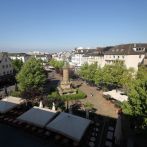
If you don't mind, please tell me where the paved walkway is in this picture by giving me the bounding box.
[79,82,118,118]
[51,72,118,118]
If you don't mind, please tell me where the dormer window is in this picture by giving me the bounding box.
[135,47,145,52]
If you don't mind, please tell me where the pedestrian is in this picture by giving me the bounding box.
[90,93,93,96]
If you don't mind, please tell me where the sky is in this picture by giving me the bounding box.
[0,0,147,53]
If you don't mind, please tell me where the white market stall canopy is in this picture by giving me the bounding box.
[17,106,57,128]
[46,112,91,142]
[103,90,128,102]
[0,96,25,113]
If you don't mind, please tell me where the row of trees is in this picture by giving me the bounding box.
[78,62,134,91]
[78,62,147,131]
[122,66,147,130]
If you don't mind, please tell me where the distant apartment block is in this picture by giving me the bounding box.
[9,53,30,63]
[71,48,89,68]
[52,51,71,62]
[70,43,147,70]
[34,54,52,62]
[104,44,146,70]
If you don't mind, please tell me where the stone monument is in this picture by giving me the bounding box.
[58,61,77,95]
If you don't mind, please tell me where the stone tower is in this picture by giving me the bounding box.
[60,61,71,89]
[58,61,76,95]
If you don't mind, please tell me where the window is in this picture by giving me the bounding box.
[7,71,9,74]
[9,64,11,67]
[113,55,115,58]
[122,56,125,59]
[2,65,5,68]
[139,55,141,58]
[118,56,119,58]
[6,65,8,68]
[3,71,5,75]
[5,58,7,62]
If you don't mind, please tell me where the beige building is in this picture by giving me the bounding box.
[104,44,147,70]
[70,44,147,71]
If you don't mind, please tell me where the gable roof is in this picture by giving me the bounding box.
[105,43,147,55]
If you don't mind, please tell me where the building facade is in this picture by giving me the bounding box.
[70,43,147,70]
[0,52,14,87]
[9,53,30,63]
[104,44,146,70]
[71,48,89,68]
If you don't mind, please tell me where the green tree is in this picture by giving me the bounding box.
[78,63,89,80]
[17,58,47,97]
[120,68,135,93]
[78,63,97,82]
[122,66,147,130]
[94,66,103,84]
[102,64,114,85]
[84,102,94,119]
[12,59,23,74]
[102,62,127,86]
[87,63,97,82]
[49,59,64,69]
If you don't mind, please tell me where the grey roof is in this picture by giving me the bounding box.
[74,49,91,54]
[83,47,110,57]
[105,43,147,55]
[8,53,30,57]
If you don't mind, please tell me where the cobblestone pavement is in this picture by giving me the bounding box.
[78,82,118,118]
[51,72,118,118]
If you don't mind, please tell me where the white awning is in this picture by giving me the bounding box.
[103,90,128,102]
[46,112,91,142]
[2,96,25,104]
[17,106,57,128]
[0,96,25,113]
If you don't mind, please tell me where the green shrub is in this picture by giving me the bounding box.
[48,90,86,101]
[48,91,59,100]
[10,91,22,97]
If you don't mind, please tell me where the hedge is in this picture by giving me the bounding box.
[48,90,86,101]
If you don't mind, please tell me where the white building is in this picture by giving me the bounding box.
[71,48,89,68]
[70,44,147,71]
[9,53,30,63]
[0,52,14,77]
[34,54,51,62]
[28,51,49,55]
[52,51,71,62]
[83,48,105,67]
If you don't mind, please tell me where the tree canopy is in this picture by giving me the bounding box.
[16,58,47,96]
[78,63,97,83]
[49,59,64,69]
[78,62,133,90]
[12,59,23,74]
[122,66,147,130]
